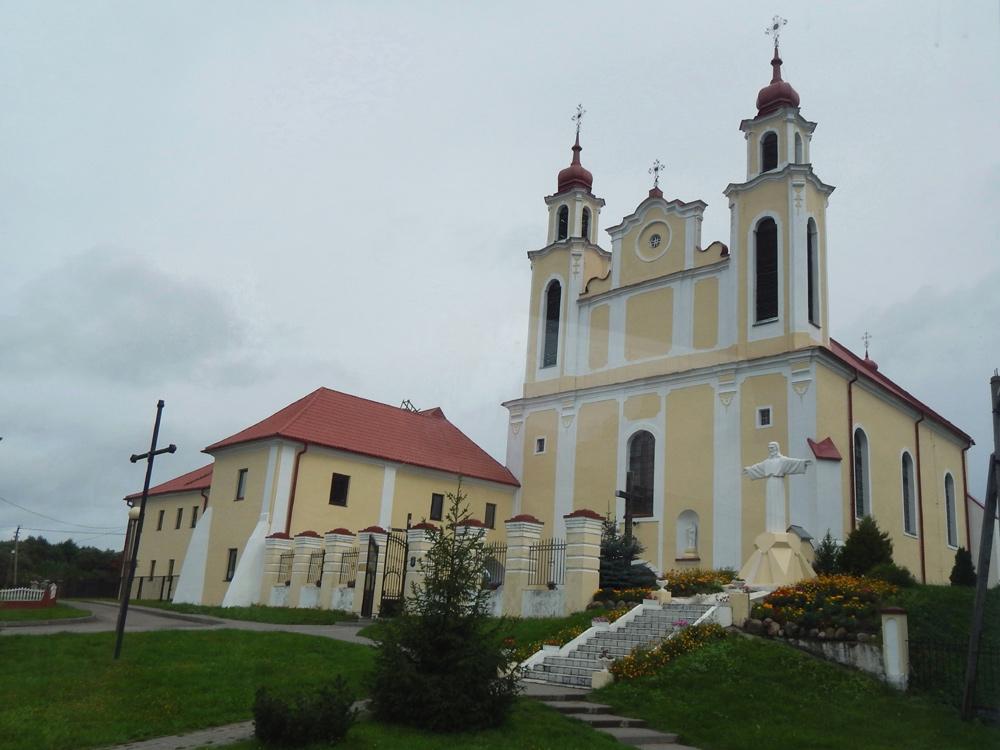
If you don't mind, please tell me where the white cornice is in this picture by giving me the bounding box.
[724,163,834,198]
[579,257,729,306]
[527,239,611,262]
[544,188,606,208]
[739,107,818,134]
[606,194,708,237]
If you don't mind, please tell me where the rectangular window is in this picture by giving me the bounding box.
[149,559,156,580]
[430,493,444,521]
[175,507,183,529]
[191,506,199,528]
[329,473,351,506]
[225,548,238,581]
[156,509,165,531]
[535,437,546,454]
[485,503,497,529]
[167,559,175,578]
[235,468,248,501]
[757,407,772,428]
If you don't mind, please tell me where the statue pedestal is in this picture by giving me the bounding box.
[738,532,815,587]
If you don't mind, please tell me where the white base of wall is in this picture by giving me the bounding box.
[269,584,289,607]
[222,516,269,607]
[298,585,320,608]
[172,507,212,605]
[487,588,503,617]
[331,587,355,612]
[522,588,565,618]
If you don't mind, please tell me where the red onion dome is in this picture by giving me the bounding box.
[557,133,593,193]
[756,47,800,117]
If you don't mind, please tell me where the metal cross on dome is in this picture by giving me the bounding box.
[765,14,788,50]
[649,159,665,189]
[863,330,873,358]
[572,103,586,135]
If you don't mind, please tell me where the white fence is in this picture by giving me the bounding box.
[0,586,46,603]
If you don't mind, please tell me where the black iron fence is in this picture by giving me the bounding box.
[909,638,1000,715]
[340,548,359,585]
[307,552,325,585]
[130,574,177,602]
[483,542,507,587]
[277,553,293,585]
[528,538,566,586]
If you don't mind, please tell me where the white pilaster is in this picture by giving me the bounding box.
[268,443,300,535]
[552,400,578,540]
[378,465,397,530]
[713,378,742,569]
[787,362,818,535]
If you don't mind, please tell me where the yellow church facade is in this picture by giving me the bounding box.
[503,48,971,584]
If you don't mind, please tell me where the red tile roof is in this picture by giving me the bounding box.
[124,463,213,501]
[825,339,973,444]
[807,437,842,461]
[203,388,519,487]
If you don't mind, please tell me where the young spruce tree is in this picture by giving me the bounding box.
[369,484,520,731]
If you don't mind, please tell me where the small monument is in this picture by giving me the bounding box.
[739,441,816,586]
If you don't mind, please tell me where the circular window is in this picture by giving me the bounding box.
[649,234,661,249]
[636,222,671,262]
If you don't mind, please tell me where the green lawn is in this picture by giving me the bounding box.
[0,603,90,622]
[208,698,622,750]
[135,600,357,625]
[359,609,597,645]
[890,584,1000,644]
[596,634,998,750]
[0,630,374,750]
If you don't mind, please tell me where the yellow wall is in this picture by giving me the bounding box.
[917,425,968,583]
[739,373,789,556]
[588,304,610,370]
[524,251,568,382]
[133,489,206,583]
[619,210,686,287]
[693,277,719,350]
[202,445,273,605]
[814,363,852,530]
[664,385,715,565]
[572,400,619,516]
[623,393,660,422]
[390,471,515,541]
[625,288,672,361]
[287,449,386,535]
[520,409,559,530]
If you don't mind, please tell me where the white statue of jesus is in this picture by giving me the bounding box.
[743,441,811,533]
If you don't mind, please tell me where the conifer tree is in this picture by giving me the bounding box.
[840,515,893,575]
[949,546,977,586]
[812,531,842,575]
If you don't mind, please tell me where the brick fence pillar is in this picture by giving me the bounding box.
[288,531,323,608]
[405,523,438,606]
[353,526,388,617]
[321,529,356,611]
[260,533,292,605]
[563,509,603,615]
[502,515,544,617]
[881,607,909,690]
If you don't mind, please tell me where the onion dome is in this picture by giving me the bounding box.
[756,46,800,117]
[557,133,593,193]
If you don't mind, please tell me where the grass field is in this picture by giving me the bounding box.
[596,634,998,750]
[0,603,90,622]
[134,600,357,625]
[0,629,373,750]
[211,699,621,750]
[890,584,1000,644]
[358,609,597,645]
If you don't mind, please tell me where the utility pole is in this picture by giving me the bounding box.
[113,400,176,660]
[11,525,20,587]
[961,372,1000,719]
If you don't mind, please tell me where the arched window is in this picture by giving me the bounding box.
[581,207,591,241]
[944,473,957,547]
[761,132,778,172]
[853,428,870,519]
[627,431,655,518]
[557,205,569,241]
[541,280,561,368]
[901,452,917,536]
[807,218,820,326]
[754,217,779,322]
[794,132,803,163]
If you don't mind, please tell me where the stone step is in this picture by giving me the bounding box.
[572,713,648,729]
[527,671,591,688]
[543,656,603,670]
[596,726,680,744]
[541,700,613,715]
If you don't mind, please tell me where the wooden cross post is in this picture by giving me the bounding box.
[961,373,1000,718]
[113,400,176,660]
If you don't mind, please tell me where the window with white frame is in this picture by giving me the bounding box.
[901,452,917,536]
[754,217,779,323]
[627,431,655,518]
[757,407,772,428]
[534,437,546,454]
[944,473,957,547]
[853,428,870,519]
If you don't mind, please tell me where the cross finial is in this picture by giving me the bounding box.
[649,159,665,189]
[862,331,872,358]
[765,14,787,51]
[572,104,586,136]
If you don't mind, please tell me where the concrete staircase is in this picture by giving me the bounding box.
[525,603,712,688]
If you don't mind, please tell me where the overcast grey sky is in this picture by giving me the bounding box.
[1,1,998,548]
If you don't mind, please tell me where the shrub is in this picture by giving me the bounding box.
[812,531,842,575]
[593,587,654,604]
[599,517,657,590]
[868,562,917,588]
[840,516,893,575]
[751,574,897,636]
[253,677,357,747]
[369,485,520,732]
[949,546,977,586]
[610,623,726,680]
[661,568,736,597]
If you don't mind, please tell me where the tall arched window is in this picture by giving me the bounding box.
[542,280,561,368]
[901,452,917,536]
[754,217,779,322]
[761,132,778,172]
[581,207,591,241]
[944,473,957,547]
[794,132,803,163]
[557,205,569,241]
[853,428,870,519]
[627,431,655,518]
[807,218,820,326]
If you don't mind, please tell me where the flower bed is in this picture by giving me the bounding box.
[750,575,897,640]
[592,587,654,606]
[610,623,726,680]
[661,568,737,597]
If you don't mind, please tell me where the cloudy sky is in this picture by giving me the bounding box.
[1,1,997,549]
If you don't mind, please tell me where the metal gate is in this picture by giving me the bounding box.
[379,529,409,617]
[360,535,380,618]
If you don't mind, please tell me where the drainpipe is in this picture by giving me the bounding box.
[847,370,859,532]
[961,446,972,549]
[284,444,309,534]
[914,414,927,584]
[200,488,209,513]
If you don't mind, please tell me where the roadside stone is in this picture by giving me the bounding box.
[616,600,627,609]
[586,601,603,611]
[784,622,799,638]
[809,628,819,638]
[834,627,847,640]
[766,620,781,637]
[824,627,837,639]
[857,632,870,643]
[744,618,764,635]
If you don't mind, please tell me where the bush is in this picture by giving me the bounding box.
[840,516,893,575]
[599,518,657,590]
[369,485,520,732]
[751,574,897,636]
[949,546,977,586]
[868,562,917,588]
[812,531,842,575]
[253,677,357,747]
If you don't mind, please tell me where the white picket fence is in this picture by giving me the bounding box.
[0,586,46,603]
